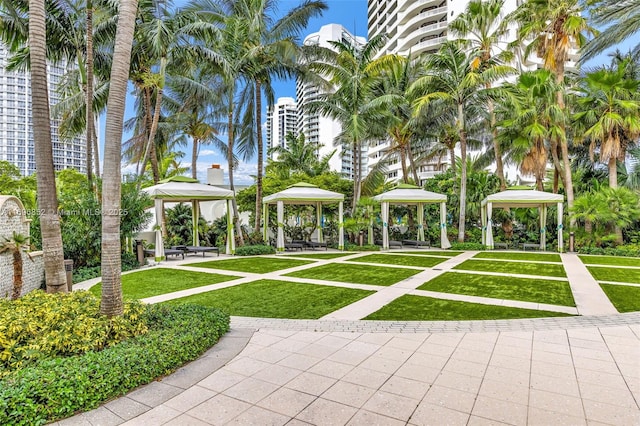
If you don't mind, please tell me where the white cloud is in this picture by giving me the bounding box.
[199,149,218,157]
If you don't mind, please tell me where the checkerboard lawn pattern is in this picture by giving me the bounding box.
[163,279,374,319]
[283,252,355,260]
[364,295,573,321]
[401,251,464,257]
[188,257,314,273]
[579,255,640,267]
[349,253,449,268]
[454,259,566,278]
[285,263,420,286]
[419,272,575,306]
[599,284,640,312]
[90,268,241,299]
[587,266,640,284]
[473,252,561,262]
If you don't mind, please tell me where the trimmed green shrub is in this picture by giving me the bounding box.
[577,245,640,257]
[344,243,380,252]
[0,304,229,425]
[234,244,276,256]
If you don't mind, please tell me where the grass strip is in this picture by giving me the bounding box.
[187,257,313,273]
[283,252,355,260]
[454,259,566,278]
[473,252,561,262]
[579,255,640,267]
[285,263,419,286]
[401,251,464,257]
[163,279,374,318]
[364,295,572,321]
[419,272,574,306]
[599,284,640,312]
[90,268,240,299]
[587,266,640,284]
[350,254,447,268]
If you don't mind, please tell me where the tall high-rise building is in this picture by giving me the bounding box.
[0,44,86,176]
[296,24,368,179]
[266,97,298,160]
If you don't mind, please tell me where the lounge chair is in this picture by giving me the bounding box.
[285,240,304,251]
[401,239,431,248]
[375,239,403,249]
[143,248,185,259]
[185,246,219,257]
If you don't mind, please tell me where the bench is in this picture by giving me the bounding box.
[522,243,540,251]
[185,246,219,257]
[402,240,431,248]
[143,248,185,259]
[494,242,509,250]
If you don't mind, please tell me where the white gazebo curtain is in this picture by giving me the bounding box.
[373,186,451,250]
[481,190,564,252]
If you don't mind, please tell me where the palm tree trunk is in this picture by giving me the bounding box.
[228,104,245,246]
[352,140,360,211]
[101,0,138,317]
[400,146,409,184]
[86,1,94,187]
[555,69,575,227]
[254,80,263,234]
[608,156,618,188]
[92,121,101,178]
[457,103,468,243]
[11,250,23,300]
[192,137,199,179]
[405,141,420,184]
[29,0,67,293]
[550,139,565,192]
[449,147,456,176]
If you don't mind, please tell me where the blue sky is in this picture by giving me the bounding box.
[116,0,635,185]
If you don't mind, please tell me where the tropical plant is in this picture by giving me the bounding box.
[267,132,334,178]
[0,232,31,300]
[581,0,640,61]
[100,0,138,317]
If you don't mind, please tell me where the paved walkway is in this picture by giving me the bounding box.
[58,251,640,425]
[560,254,618,316]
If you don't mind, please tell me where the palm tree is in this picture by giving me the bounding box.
[410,41,511,242]
[305,33,388,210]
[100,0,138,317]
[581,0,640,61]
[267,132,334,177]
[450,0,514,190]
[573,60,640,188]
[507,0,596,219]
[28,0,68,292]
[0,232,31,300]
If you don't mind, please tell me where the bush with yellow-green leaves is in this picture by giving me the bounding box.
[0,291,229,424]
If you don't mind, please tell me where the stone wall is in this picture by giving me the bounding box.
[0,195,45,299]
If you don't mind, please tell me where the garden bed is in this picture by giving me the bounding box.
[454,259,567,278]
[285,263,420,286]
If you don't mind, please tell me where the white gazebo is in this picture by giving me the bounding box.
[373,184,451,250]
[262,182,345,252]
[481,189,564,251]
[143,176,236,260]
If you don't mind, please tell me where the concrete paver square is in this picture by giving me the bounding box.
[326,348,371,366]
[582,399,640,425]
[225,405,289,426]
[290,331,329,343]
[405,352,449,370]
[321,381,377,408]
[356,333,394,345]
[483,365,529,388]
[451,347,492,364]
[126,382,182,407]
[223,377,280,404]
[466,415,510,425]
[61,407,122,426]
[163,413,211,426]
[571,356,621,375]
[247,347,291,364]
[568,337,609,351]
[471,395,528,425]
[256,387,315,418]
[575,368,629,390]
[341,366,392,389]
[285,371,337,396]
[380,375,432,400]
[578,381,639,408]
[361,390,419,422]
[425,334,463,347]
[530,360,576,380]
[120,405,181,425]
[359,354,404,374]
[346,409,405,426]
[342,340,381,356]
[295,398,358,425]
[103,397,150,421]
[385,336,423,351]
[187,394,251,425]
[570,346,615,362]
[198,369,247,393]
[529,373,580,397]
[163,386,217,412]
[394,363,441,384]
[527,407,586,426]
[250,333,285,347]
[532,340,571,355]
[528,389,585,418]
[478,379,529,405]
[315,335,353,349]
[409,402,470,426]
[423,385,476,413]
[295,342,340,359]
[489,354,531,372]
[252,364,302,386]
[225,357,271,376]
[372,345,414,363]
[491,344,532,361]
[443,358,488,378]
[416,341,457,357]
[433,370,483,394]
[531,349,574,366]
[307,359,354,379]
[277,353,323,370]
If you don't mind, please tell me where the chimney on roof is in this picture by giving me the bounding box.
[207,164,224,186]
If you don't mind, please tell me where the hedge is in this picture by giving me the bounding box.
[0,304,229,425]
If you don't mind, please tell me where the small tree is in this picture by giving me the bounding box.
[0,232,32,300]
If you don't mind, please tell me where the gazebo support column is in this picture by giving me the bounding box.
[417,203,425,242]
[263,206,268,243]
[381,201,389,250]
[440,202,451,249]
[540,205,547,251]
[368,205,374,245]
[557,202,563,252]
[192,200,200,247]
[338,201,344,250]
[154,198,165,261]
[481,205,486,246]
[226,199,235,254]
[316,202,323,243]
[486,202,494,249]
[277,200,285,252]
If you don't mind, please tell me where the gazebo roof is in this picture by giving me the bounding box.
[373,185,447,204]
[263,182,344,205]
[143,179,234,201]
[481,189,564,208]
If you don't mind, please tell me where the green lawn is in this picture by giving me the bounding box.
[285,263,420,286]
[454,259,567,278]
[600,284,640,312]
[587,266,640,284]
[89,268,240,299]
[364,295,573,321]
[401,251,464,257]
[419,272,575,306]
[350,254,448,268]
[283,252,355,260]
[579,255,640,267]
[188,257,313,273]
[473,252,561,263]
[163,279,374,319]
